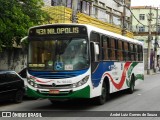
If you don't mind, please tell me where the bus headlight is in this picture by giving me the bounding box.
[27,78,38,88]
[72,75,89,88]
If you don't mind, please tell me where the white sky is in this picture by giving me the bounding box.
[131,0,160,7]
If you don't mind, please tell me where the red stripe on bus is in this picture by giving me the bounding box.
[36,79,52,83]
[103,62,131,90]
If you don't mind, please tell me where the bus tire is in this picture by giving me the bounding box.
[127,75,135,94]
[94,81,108,105]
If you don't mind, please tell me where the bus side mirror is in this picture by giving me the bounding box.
[20,36,28,51]
[90,42,99,62]
[95,44,99,55]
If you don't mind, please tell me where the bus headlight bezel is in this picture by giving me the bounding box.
[27,77,38,88]
[72,75,89,88]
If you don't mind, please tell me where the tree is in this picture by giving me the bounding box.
[0,0,49,51]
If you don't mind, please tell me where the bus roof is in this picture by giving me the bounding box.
[29,23,143,46]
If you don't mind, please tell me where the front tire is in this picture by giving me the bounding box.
[94,81,109,105]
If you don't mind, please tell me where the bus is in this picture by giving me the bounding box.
[26,24,144,105]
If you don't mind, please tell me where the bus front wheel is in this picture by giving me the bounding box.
[94,81,108,105]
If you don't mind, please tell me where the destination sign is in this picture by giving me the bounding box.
[29,25,87,36]
[36,27,79,35]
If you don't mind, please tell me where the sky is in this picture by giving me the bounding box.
[131,0,160,7]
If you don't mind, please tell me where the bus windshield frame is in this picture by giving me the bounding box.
[28,25,89,72]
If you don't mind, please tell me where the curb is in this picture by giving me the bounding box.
[144,70,160,75]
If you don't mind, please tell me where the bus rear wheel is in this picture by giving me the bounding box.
[94,81,108,105]
[127,75,135,94]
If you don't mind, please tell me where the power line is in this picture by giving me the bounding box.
[113,0,147,27]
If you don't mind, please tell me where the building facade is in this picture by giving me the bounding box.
[0,0,133,72]
[43,0,132,36]
[131,6,160,70]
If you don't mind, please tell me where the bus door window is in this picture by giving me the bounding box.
[90,32,100,62]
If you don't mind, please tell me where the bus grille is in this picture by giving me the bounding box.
[38,84,72,89]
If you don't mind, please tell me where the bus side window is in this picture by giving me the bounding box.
[128,43,131,61]
[130,43,134,61]
[138,45,143,61]
[118,40,123,61]
[123,42,128,61]
[115,39,118,60]
[110,38,116,60]
[101,36,109,60]
[134,44,138,61]
[140,46,143,61]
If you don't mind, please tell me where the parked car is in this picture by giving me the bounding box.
[0,70,25,103]
[18,68,37,99]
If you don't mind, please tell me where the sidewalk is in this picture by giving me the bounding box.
[144,69,160,75]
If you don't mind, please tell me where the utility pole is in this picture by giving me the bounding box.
[147,6,153,75]
[154,7,159,73]
[72,0,78,23]
[122,0,126,36]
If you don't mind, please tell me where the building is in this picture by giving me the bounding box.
[131,6,160,70]
[0,0,134,72]
[42,0,133,38]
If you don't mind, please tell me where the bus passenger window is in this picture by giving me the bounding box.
[130,44,135,61]
[134,45,138,61]
[118,40,123,61]
[140,46,143,61]
[102,36,109,60]
[110,38,115,60]
[128,43,131,61]
[138,45,143,61]
[115,39,118,60]
[123,42,128,61]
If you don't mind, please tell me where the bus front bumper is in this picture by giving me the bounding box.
[26,85,90,99]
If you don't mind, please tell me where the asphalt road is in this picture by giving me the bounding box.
[0,74,160,120]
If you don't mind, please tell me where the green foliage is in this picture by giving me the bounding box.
[0,0,49,51]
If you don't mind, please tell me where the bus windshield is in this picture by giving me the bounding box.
[28,37,89,71]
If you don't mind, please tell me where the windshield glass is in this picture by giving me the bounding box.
[28,38,89,71]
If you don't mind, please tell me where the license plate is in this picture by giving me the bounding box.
[49,90,60,94]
